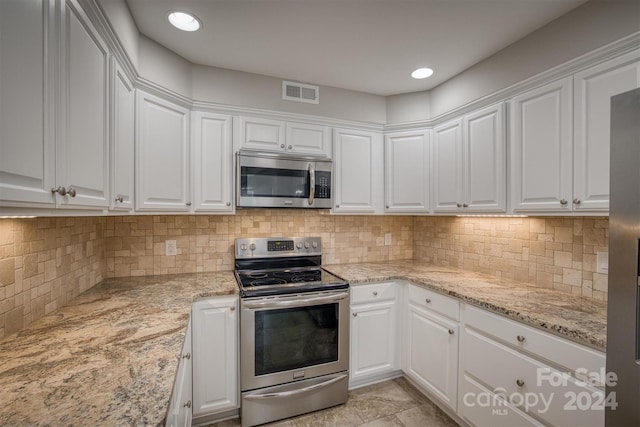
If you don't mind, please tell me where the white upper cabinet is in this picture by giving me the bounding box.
[58,0,110,208]
[286,122,331,157]
[191,112,234,212]
[239,116,331,157]
[384,130,431,213]
[573,51,640,211]
[433,103,505,213]
[433,119,464,212]
[463,103,506,212]
[510,78,573,212]
[333,128,383,214]
[0,0,56,206]
[110,60,134,211]
[136,91,191,211]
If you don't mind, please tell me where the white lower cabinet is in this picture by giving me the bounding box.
[166,320,193,427]
[349,282,399,387]
[192,296,239,421]
[404,285,459,412]
[459,304,606,427]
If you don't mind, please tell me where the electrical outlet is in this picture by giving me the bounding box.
[384,233,392,246]
[165,240,177,256]
[597,251,608,274]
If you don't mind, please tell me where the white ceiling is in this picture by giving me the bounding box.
[125,0,586,96]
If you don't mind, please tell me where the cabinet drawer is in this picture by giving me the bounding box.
[462,327,604,427]
[351,282,396,304]
[407,284,459,321]
[464,305,605,376]
[458,373,543,427]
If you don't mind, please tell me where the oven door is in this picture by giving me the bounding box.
[237,152,332,209]
[240,290,349,391]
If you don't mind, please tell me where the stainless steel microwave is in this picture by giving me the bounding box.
[236,150,332,209]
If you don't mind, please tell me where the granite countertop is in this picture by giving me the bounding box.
[325,260,607,351]
[0,272,237,427]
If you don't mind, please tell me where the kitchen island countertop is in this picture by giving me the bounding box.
[0,272,237,427]
[325,260,607,351]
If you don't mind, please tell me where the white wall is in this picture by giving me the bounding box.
[96,0,139,69]
[387,0,640,123]
[191,65,387,124]
[385,91,431,124]
[138,35,192,98]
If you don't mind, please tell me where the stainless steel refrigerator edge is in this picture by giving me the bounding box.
[606,87,640,426]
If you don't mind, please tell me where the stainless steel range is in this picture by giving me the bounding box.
[235,237,349,427]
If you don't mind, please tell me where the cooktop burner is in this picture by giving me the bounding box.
[234,237,349,297]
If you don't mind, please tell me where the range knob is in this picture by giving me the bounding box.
[296,242,303,249]
[240,243,247,251]
[249,243,256,251]
[312,241,318,249]
[304,241,310,249]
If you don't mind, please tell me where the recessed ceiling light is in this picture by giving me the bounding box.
[411,67,434,79]
[168,11,201,32]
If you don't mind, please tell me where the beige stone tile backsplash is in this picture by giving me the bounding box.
[0,217,105,339]
[104,210,414,277]
[413,216,609,301]
[0,212,608,339]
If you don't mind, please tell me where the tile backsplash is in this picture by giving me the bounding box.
[414,216,609,301]
[0,212,608,339]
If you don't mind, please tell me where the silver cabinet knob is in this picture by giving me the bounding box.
[51,186,67,196]
[67,187,77,198]
[462,203,468,208]
[516,335,526,343]
[573,198,581,205]
[560,199,568,205]
[373,291,378,296]
[448,329,454,335]
[183,400,192,408]
[516,379,525,387]
[335,204,340,208]
[352,312,357,317]
[456,203,462,208]
[386,205,389,209]
[226,202,231,207]
[115,195,124,203]
[186,202,192,206]
[230,306,235,311]
[287,145,292,150]
[280,144,285,149]
[182,352,191,360]
[425,298,431,304]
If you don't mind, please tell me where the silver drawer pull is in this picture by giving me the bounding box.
[448,329,454,335]
[516,335,526,343]
[182,352,191,360]
[183,400,192,408]
[373,291,378,296]
[516,379,525,387]
[425,298,431,304]
[230,306,235,311]
[352,312,357,317]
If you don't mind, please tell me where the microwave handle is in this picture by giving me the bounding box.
[308,163,315,205]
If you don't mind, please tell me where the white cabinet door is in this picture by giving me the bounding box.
[166,320,193,427]
[58,0,109,208]
[573,51,640,211]
[433,119,463,212]
[192,296,239,418]
[110,60,134,211]
[136,91,190,211]
[239,116,286,152]
[406,302,459,411]
[0,0,56,206]
[333,128,383,213]
[286,122,331,157]
[464,103,506,212]
[192,112,234,212]
[510,78,573,212]
[384,130,430,213]
[350,301,397,385]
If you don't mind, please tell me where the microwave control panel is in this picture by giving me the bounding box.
[315,171,331,199]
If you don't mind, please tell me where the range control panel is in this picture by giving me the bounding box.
[235,236,322,259]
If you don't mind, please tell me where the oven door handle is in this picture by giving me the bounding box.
[243,373,347,401]
[242,292,347,309]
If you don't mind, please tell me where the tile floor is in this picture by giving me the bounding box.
[208,377,460,427]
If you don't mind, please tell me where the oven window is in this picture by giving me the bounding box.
[241,167,309,198]
[254,303,338,376]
